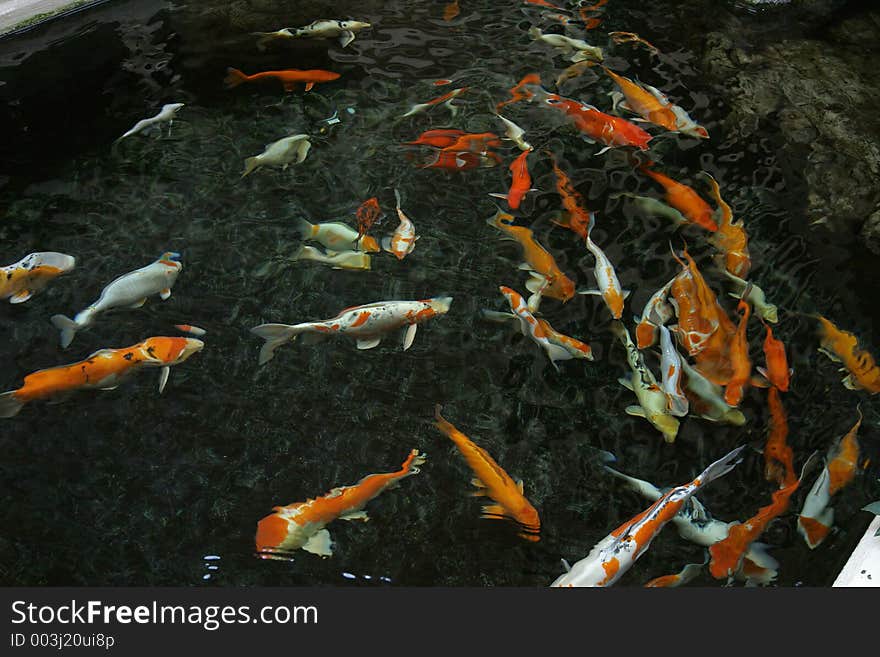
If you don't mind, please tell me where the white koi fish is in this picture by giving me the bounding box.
[658,325,689,417]
[480,307,593,361]
[551,445,746,587]
[295,218,380,253]
[381,190,418,260]
[611,192,689,229]
[496,114,532,151]
[292,245,371,271]
[611,320,680,443]
[242,134,311,177]
[579,213,629,320]
[1,252,75,304]
[401,87,469,118]
[722,270,778,323]
[498,286,575,370]
[678,357,746,425]
[253,20,372,51]
[116,103,184,142]
[50,252,183,349]
[528,27,603,63]
[251,297,453,364]
[633,276,676,349]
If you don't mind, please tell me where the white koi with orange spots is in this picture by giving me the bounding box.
[658,324,689,417]
[251,297,453,364]
[498,286,574,370]
[381,190,418,260]
[551,446,745,587]
[480,307,593,361]
[634,276,676,349]
[579,213,629,319]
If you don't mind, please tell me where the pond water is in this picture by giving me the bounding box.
[0,0,877,586]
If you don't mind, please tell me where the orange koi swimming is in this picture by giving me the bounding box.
[528,86,652,152]
[723,297,752,407]
[404,129,467,149]
[608,31,660,56]
[758,321,791,392]
[552,446,745,586]
[764,386,796,487]
[224,67,340,92]
[797,411,863,549]
[640,166,718,232]
[580,213,629,320]
[816,315,880,394]
[547,154,592,240]
[703,173,750,277]
[0,337,204,418]
[496,72,543,113]
[255,449,426,559]
[490,149,535,210]
[434,405,540,541]
[443,0,460,21]
[356,197,382,241]
[1,252,75,304]
[486,210,576,309]
[401,87,469,118]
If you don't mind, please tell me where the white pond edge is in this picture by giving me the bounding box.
[833,515,880,587]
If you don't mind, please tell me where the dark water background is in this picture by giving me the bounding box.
[0,0,877,586]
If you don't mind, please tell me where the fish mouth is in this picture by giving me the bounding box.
[429,297,453,314]
[168,338,205,364]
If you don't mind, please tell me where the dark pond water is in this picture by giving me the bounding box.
[0,0,877,586]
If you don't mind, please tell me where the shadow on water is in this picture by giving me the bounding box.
[0,0,878,586]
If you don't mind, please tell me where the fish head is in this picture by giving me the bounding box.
[142,337,205,365]
[255,513,294,555]
[343,21,372,31]
[426,296,453,315]
[762,304,779,323]
[680,124,709,140]
[158,252,183,270]
[163,103,185,114]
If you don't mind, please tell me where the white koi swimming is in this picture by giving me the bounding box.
[401,87,469,118]
[678,357,746,425]
[579,214,629,320]
[633,275,676,349]
[481,307,593,361]
[292,245,371,271]
[496,114,532,151]
[50,252,183,349]
[658,325,689,417]
[116,103,184,142]
[528,27,603,63]
[723,270,778,323]
[551,445,746,587]
[498,286,575,370]
[295,218,380,253]
[1,252,75,304]
[251,297,453,364]
[253,20,372,51]
[381,190,418,260]
[611,320,680,443]
[242,134,311,177]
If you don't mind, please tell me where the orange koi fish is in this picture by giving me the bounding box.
[0,337,204,418]
[434,405,540,541]
[524,0,564,8]
[441,132,502,153]
[255,449,426,559]
[552,446,745,586]
[404,129,467,149]
[758,321,791,392]
[490,149,535,210]
[547,154,592,240]
[640,166,718,232]
[764,387,796,487]
[528,86,652,152]
[443,0,460,21]
[703,173,750,277]
[224,67,340,92]
[486,210,576,308]
[356,197,382,240]
[644,561,705,588]
[798,411,863,549]
[816,315,880,394]
[723,297,752,407]
[608,31,660,56]
[402,87,469,118]
[1,252,75,304]
[496,73,543,113]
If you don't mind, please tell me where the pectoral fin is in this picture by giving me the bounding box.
[625,405,647,418]
[481,504,511,520]
[339,510,370,522]
[618,377,635,391]
[577,289,602,296]
[338,30,355,48]
[356,338,382,350]
[9,290,33,304]
[130,298,148,308]
[304,82,315,92]
[159,288,172,301]
[158,366,170,393]
[302,529,333,557]
[402,323,418,351]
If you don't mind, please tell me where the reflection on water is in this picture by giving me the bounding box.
[0,0,877,587]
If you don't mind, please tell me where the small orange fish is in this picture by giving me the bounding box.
[404,129,468,148]
[224,67,340,92]
[434,405,540,541]
[609,31,660,56]
[640,167,718,232]
[255,449,426,559]
[443,0,460,21]
[547,153,592,240]
[816,315,880,394]
[356,197,382,240]
[758,321,790,392]
[603,67,677,132]
[764,386,796,487]
[496,73,542,113]
[0,337,204,418]
[703,173,750,277]
[723,298,752,407]
[490,149,535,210]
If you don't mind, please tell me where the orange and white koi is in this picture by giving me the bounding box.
[658,324,689,417]
[381,190,418,260]
[611,320,680,443]
[255,449,426,559]
[797,411,863,549]
[174,324,207,337]
[552,445,745,586]
[579,213,629,319]
[0,337,204,418]
[490,149,536,210]
[481,305,593,361]
[401,87,469,118]
[434,405,541,541]
[723,271,778,323]
[758,321,791,392]
[604,68,708,139]
[50,252,183,349]
[679,357,746,425]
[547,154,592,240]
[295,218,380,253]
[528,27,603,63]
[497,286,576,369]
[486,210,576,309]
[495,114,532,151]
[224,67,340,92]
[644,560,706,588]
[815,315,880,394]
[634,276,676,349]
[1,252,75,304]
[702,173,749,277]
[640,166,718,232]
[528,86,652,152]
[723,297,752,407]
[251,297,453,364]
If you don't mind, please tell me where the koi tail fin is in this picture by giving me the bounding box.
[695,445,746,488]
[224,67,248,89]
[241,157,260,178]
[251,324,301,365]
[50,314,79,349]
[0,392,24,418]
[399,449,428,477]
